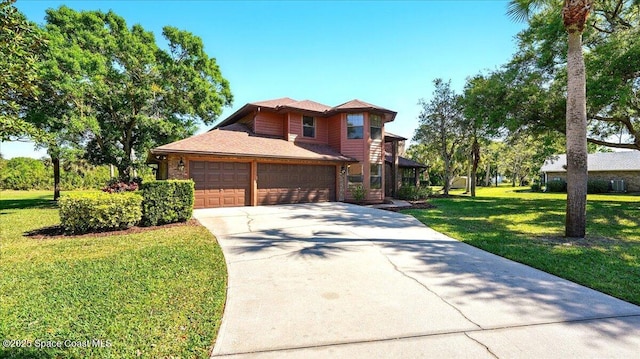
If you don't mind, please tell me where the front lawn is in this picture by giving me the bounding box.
[404,186,640,305]
[0,191,227,358]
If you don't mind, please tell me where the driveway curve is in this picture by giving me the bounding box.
[194,202,640,358]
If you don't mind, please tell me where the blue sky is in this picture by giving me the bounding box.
[2,0,526,159]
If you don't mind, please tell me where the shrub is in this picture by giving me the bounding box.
[349,185,367,203]
[140,180,194,226]
[60,166,112,190]
[0,157,51,190]
[59,192,143,234]
[102,177,141,193]
[530,181,542,192]
[587,179,610,194]
[545,179,567,193]
[397,185,432,200]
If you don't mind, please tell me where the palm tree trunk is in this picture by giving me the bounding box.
[564,1,590,238]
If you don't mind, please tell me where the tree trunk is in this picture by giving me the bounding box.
[53,156,60,200]
[443,156,451,195]
[485,162,491,187]
[563,0,591,238]
[465,151,472,194]
[564,30,588,238]
[117,163,131,182]
[471,139,480,197]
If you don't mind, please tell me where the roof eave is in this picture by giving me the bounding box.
[150,148,357,163]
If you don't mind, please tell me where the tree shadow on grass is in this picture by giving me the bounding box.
[0,196,57,211]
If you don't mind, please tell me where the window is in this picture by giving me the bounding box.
[303,115,315,138]
[347,163,363,184]
[370,114,382,140]
[347,113,364,139]
[370,164,382,189]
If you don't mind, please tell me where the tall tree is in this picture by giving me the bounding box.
[462,74,509,196]
[39,7,233,181]
[414,79,468,195]
[507,0,639,151]
[509,0,593,238]
[0,0,47,142]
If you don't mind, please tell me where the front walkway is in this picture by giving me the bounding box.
[194,203,640,358]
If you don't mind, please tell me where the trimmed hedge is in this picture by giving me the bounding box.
[546,179,567,193]
[397,185,432,200]
[587,179,610,194]
[140,180,194,226]
[59,192,143,234]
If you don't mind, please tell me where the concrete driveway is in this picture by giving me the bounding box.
[194,202,640,358]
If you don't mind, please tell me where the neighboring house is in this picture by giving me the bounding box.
[149,97,425,208]
[541,151,640,192]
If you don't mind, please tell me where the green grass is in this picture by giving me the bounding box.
[404,186,640,305]
[0,190,227,358]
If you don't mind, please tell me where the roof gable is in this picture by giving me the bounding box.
[250,97,297,108]
[333,99,391,112]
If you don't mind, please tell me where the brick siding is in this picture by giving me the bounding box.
[546,171,640,192]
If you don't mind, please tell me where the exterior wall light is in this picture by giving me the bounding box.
[177,158,185,172]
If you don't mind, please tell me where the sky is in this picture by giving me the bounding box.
[2,0,526,159]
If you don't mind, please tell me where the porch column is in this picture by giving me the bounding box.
[414,168,420,187]
[392,140,399,197]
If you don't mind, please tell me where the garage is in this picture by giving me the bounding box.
[190,161,250,208]
[257,163,336,205]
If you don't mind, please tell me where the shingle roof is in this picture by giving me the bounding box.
[384,154,428,168]
[332,99,394,113]
[384,132,407,142]
[282,100,332,113]
[250,97,297,108]
[215,97,397,129]
[541,151,640,172]
[153,124,355,162]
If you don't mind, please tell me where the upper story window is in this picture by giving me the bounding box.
[347,113,364,139]
[370,114,382,140]
[303,115,315,138]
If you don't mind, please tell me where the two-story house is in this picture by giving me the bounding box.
[150,97,399,208]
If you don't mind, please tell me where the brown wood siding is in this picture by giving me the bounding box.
[293,115,329,145]
[257,163,336,205]
[327,114,342,151]
[190,161,250,208]
[238,113,255,132]
[288,113,302,142]
[254,111,284,137]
